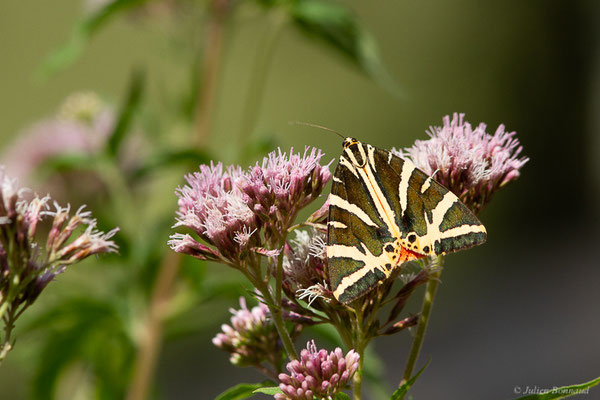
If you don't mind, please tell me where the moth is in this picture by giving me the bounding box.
[327,137,486,304]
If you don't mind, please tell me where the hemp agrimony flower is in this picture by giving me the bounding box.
[0,169,118,361]
[169,147,331,265]
[394,112,529,213]
[239,147,331,241]
[212,297,285,373]
[170,162,255,263]
[275,340,359,400]
[171,147,332,374]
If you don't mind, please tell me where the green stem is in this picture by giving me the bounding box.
[237,9,287,156]
[253,275,298,360]
[0,302,8,324]
[352,305,365,400]
[275,239,284,307]
[0,305,18,364]
[400,255,445,388]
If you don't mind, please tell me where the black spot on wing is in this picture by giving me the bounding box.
[328,159,391,301]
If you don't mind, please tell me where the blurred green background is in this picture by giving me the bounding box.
[1,0,599,399]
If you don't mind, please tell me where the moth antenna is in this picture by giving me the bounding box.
[290,121,346,139]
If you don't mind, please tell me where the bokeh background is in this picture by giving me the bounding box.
[1,0,599,399]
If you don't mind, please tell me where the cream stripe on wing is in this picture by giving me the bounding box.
[367,145,377,172]
[339,156,359,178]
[398,160,415,217]
[356,159,402,238]
[420,176,433,194]
[439,224,486,239]
[418,191,461,252]
[328,221,348,229]
[328,243,390,298]
[329,194,378,227]
[431,192,458,230]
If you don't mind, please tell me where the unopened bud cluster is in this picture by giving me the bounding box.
[0,170,118,307]
[275,340,359,400]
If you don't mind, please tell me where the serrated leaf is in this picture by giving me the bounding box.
[39,0,150,78]
[253,386,283,395]
[215,382,275,400]
[390,359,430,400]
[107,69,145,157]
[291,0,402,97]
[512,376,600,400]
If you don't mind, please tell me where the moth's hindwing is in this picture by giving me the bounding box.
[327,138,486,304]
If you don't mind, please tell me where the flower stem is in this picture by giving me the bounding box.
[194,0,230,147]
[0,305,17,365]
[353,345,365,400]
[352,305,365,400]
[400,255,445,388]
[275,239,284,307]
[127,1,230,396]
[252,273,298,361]
[126,251,182,400]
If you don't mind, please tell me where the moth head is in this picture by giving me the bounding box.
[343,137,359,148]
[342,138,367,167]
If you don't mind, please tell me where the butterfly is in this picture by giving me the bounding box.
[326,137,486,304]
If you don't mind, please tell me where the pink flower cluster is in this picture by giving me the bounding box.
[171,162,254,262]
[275,340,359,400]
[395,113,528,213]
[212,297,282,368]
[240,147,331,241]
[169,147,331,265]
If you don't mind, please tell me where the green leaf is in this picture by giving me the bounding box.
[38,153,99,177]
[513,376,600,400]
[291,0,402,97]
[253,386,283,395]
[390,359,430,400]
[335,392,352,400]
[29,298,133,400]
[38,0,150,78]
[107,69,145,157]
[215,382,275,400]
[131,148,211,180]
